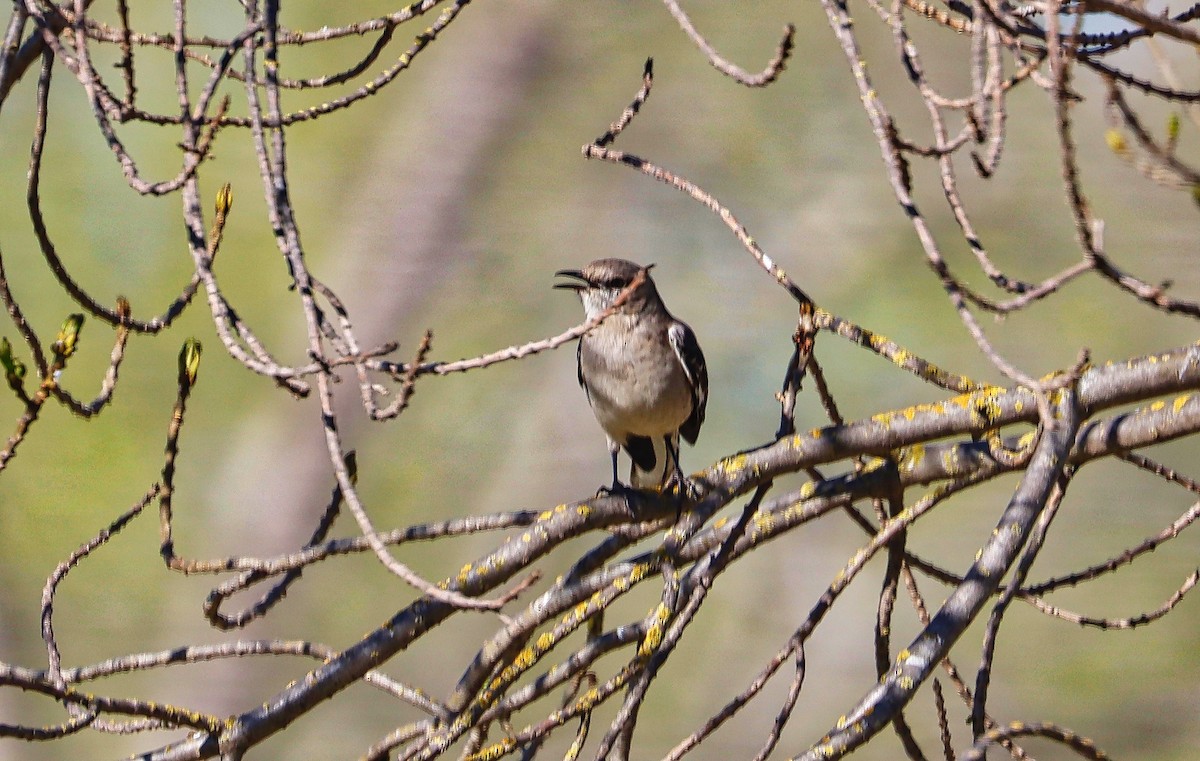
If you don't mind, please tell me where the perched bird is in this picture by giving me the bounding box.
[555,258,708,492]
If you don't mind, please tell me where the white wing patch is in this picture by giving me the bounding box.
[668,324,693,385]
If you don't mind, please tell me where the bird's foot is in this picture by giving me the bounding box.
[664,472,703,504]
[596,481,637,498]
[658,475,703,536]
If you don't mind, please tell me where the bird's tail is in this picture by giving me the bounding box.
[630,432,679,490]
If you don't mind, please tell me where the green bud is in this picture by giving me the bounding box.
[1167,112,1180,144]
[215,183,233,217]
[0,337,13,374]
[0,338,26,383]
[53,314,85,359]
[179,339,203,387]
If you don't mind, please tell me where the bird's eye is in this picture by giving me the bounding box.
[608,277,629,289]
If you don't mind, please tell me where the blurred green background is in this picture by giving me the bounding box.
[0,2,1198,759]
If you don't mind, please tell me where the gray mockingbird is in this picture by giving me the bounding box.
[555,258,708,492]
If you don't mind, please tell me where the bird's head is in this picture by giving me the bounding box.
[555,258,657,318]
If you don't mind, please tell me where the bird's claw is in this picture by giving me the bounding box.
[596,481,637,498]
[665,473,702,503]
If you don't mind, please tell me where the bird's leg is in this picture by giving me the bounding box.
[663,435,699,502]
[663,435,684,485]
[663,435,687,523]
[597,440,632,497]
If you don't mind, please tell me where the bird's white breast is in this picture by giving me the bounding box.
[579,315,693,442]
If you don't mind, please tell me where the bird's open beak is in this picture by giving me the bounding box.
[554,269,587,291]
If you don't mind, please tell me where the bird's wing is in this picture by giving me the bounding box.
[669,320,708,445]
